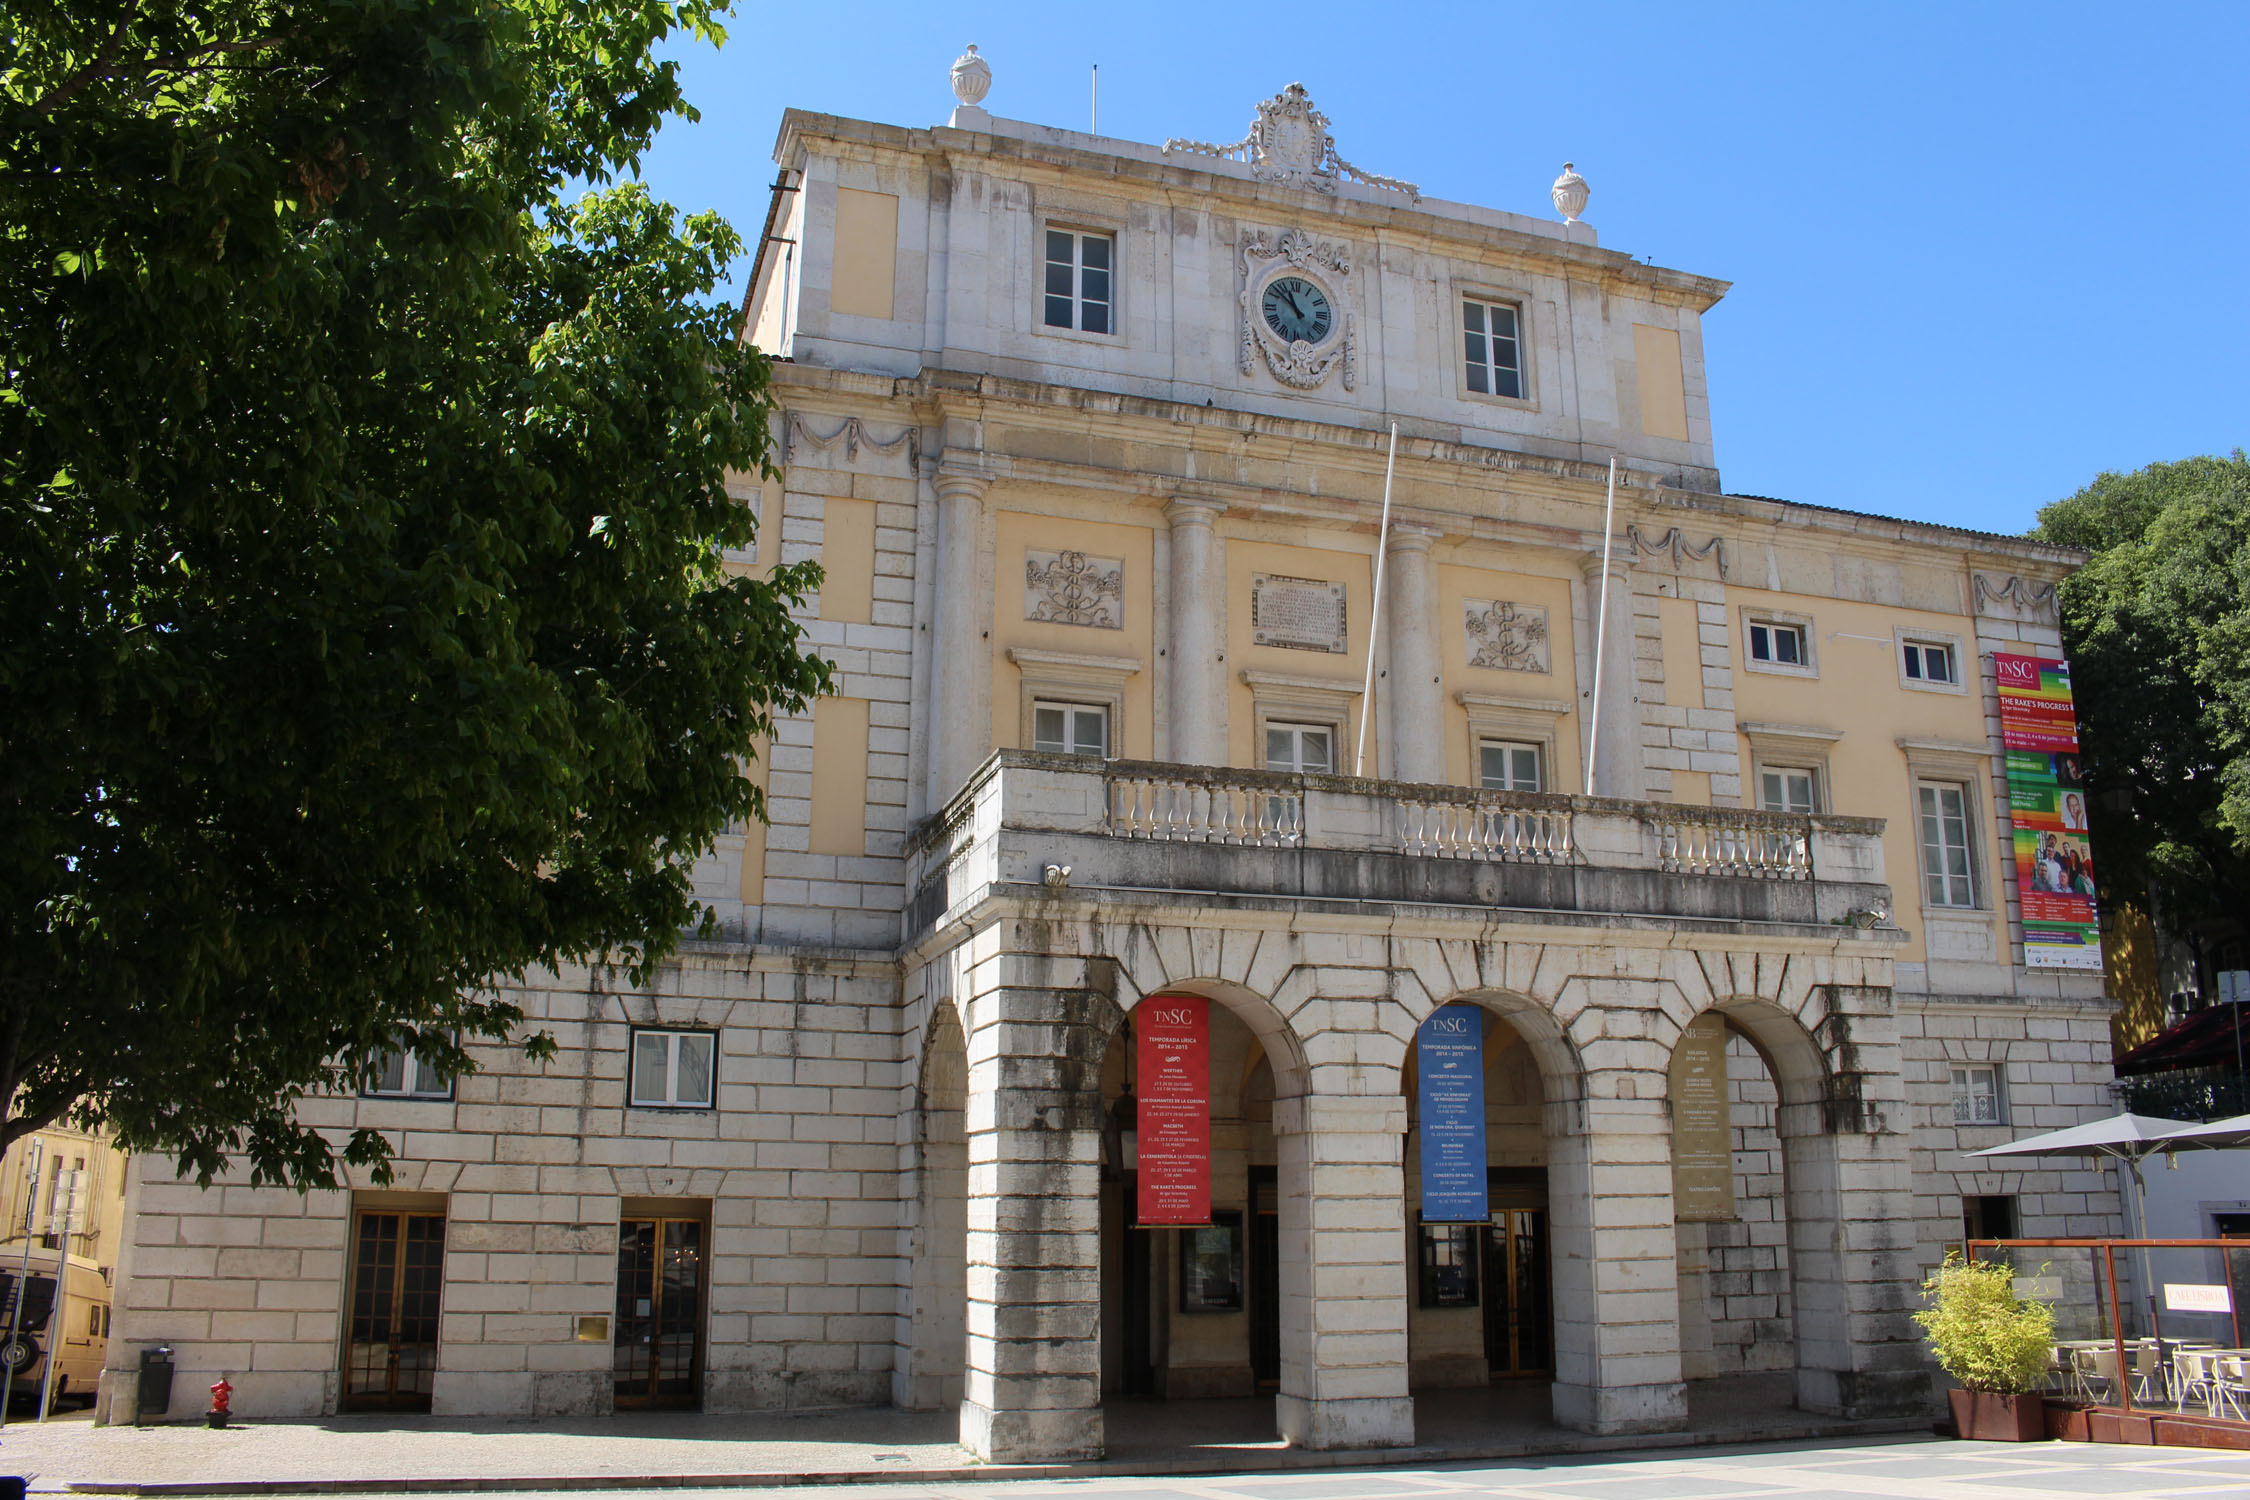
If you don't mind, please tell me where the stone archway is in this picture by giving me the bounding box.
[899,1004,967,1410]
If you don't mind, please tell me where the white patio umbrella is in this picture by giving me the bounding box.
[2157,1112,2250,1150]
[1968,1111,2211,1238]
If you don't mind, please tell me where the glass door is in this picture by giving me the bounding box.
[343,1211,446,1410]
[615,1216,705,1407]
[1481,1207,1551,1377]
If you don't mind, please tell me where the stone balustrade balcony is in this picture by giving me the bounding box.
[905,752,1899,943]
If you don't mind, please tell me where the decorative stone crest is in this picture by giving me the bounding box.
[1238,229,1357,390]
[1025,549,1123,629]
[1165,83,1417,200]
[950,45,991,107]
[1551,162,1589,223]
[1466,600,1551,673]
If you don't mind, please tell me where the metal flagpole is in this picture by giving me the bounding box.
[1354,422,1400,778]
[0,1139,44,1429]
[1091,64,1098,134]
[37,1169,75,1421]
[1584,456,1619,796]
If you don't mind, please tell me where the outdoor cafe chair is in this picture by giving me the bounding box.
[2072,1345,2118,1403]
[2214,1355,2250,1423]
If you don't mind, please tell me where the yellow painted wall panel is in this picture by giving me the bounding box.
[1633,323,1690,442]
[808,697,871,856]
[1657,595,1704,713]
[818,496,876,624]
[1223,538,1374,771]
[990,512,1157,756]
[830,188,898,321]
[1434,562,1581,791]
[739,736,770,905]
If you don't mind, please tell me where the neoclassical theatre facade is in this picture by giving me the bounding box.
[101,63,2122,1459]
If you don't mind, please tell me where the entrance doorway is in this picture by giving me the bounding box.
[343,1209,445,1411]
[614,1212,705,1407]
[1481,1191,1551,1377]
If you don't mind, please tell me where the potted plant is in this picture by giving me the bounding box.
[1913,1252,2057,1440]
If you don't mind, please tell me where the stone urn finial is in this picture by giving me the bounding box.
[951,44,991,108]
[1552,161,1589,223]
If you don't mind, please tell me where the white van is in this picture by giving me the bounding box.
[2,1257,112,1410]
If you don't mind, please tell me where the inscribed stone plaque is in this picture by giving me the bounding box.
[1024,549,1123,629]
[1669,1011,1734,1222]
[1251,574,1347,654]
[1465,599,1550,673]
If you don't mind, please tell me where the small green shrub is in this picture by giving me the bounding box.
[1913,1252,2057,1395]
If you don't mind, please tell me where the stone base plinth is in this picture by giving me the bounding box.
[1551,1378,1688,1434]
[960,1400,1103,1462]
[1276,1393,1415,1449]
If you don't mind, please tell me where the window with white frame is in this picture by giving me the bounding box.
[364,1045,453,1100]
[1479,739,1542,792]
[1043,229,1113,334]
[1917,779,1979,907]
[1746,618,1810,670]
[1759,766,1818,814]
[1951,1064,2005,1125]
[1902,638,1958,686]
[1264,722,1335,775]
[630,1029,717,1109]
[1032,700,1109,758]
[1462,297,1523,399]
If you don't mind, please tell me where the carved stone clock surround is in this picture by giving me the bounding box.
[1239,228,1357,391]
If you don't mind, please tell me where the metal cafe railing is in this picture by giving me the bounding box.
[1968,1238,2250,1423]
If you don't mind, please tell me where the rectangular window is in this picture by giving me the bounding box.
[1479,740,1542,793]
[1418,1221,1480,1308]
[1462,297,1522,398]
[1264,722,1334,775]
[1951,1065,2005,1126]
[629,1029,717,1110]
[1759,768,1817,815]
[1962,1193,2017,1239]
[365,1046,453,1100]
[1903,640,1956,684]
[1747,620,1807,667]
[1043,229,1113,335]
[1917,780,1978,907]
[1032,700,1109,757]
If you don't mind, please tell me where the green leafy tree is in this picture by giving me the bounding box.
[2033,453,2250,981]
[1,0,829,1186]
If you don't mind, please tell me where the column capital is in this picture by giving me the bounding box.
[1164,494,1228,528]
[934,458,994,502]
[1580,548,1631,584]
[1385,525,1440,556]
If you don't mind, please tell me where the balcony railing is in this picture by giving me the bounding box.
[906,752,1894,938]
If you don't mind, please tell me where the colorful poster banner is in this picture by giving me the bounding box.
[1136,994,1211,1225]
[1669,1011,1734,1222]
[1994,655,2103,972]
[1417,1005,1489,1223]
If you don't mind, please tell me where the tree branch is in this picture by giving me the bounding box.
[23,0,142,120]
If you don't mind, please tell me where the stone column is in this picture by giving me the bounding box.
[1272,1094,1415,1450]
[1165,498,1228,767]
[1579,553,1641,799]
[957,953,1107,1463]
[1384,528,1444,785]
[1547,1092,1688,1434]
[930,462,991,809]
[1780,987,1922,1419]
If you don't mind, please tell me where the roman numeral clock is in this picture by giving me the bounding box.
[1239,227,1358,391]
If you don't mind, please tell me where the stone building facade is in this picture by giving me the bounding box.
[100,63,2122,1460]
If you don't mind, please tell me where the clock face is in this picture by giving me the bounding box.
[1260,275,1334,345]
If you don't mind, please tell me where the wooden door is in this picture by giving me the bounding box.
[614,1217,705,1407]
[344,1212,445,1410]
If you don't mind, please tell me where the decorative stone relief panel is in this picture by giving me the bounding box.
[1972,572,2059,624]
[1464,600,1550,673]
[1251,574,1346,654]
[1025,550,1124,629]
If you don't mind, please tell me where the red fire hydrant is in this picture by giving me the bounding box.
[207,1377,232,1429]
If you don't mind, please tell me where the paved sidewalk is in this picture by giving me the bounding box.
[0,1378,1923,1495]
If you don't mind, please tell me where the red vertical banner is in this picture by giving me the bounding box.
[1135,994,1211,1226]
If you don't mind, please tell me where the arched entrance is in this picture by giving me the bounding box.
[1095,983,1309,1406]
[1403,1008,1556,1389]
[899,1005,966,1410]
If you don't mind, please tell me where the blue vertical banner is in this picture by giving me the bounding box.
[1417,1004,1488,1223]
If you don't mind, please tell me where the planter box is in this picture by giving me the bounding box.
[1948,1387,2046,1441]
[2043,1398,2093,1442]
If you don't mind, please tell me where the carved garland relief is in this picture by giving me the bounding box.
[1025,550,1124,629]
[1465,600,1550,673]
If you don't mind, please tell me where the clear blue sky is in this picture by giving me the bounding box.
[629,1,2246,536]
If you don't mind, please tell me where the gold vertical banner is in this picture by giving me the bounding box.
[1670,1012,1734,1222]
